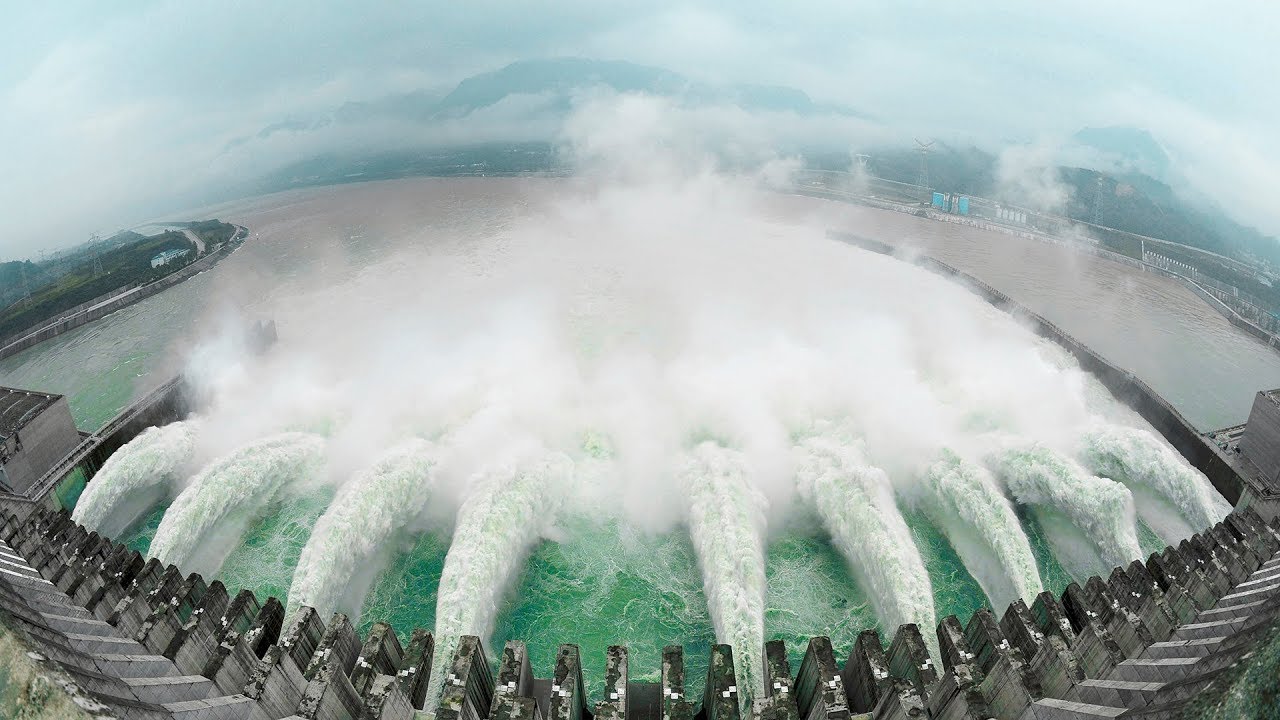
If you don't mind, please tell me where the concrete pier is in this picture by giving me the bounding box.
[703,644,741,720]
[1,503,1280,719]
[594,645,628,720]
[662,645,694,720]
[760,640,799,720]
[794,636,846,720]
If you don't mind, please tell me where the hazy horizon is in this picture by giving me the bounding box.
[2,1,1277,257]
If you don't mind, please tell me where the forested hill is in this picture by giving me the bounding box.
[810,144,1280,268]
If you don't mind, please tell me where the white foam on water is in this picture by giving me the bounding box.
[922,451,1042,611]
[794,422,936,652]
[990,444,1142,568]
[1079,424,1231,539]
[147,432,326,575]
[72,420,198,538]
[287,438,438,619]
[680,441,767,712]
[426,451,574,711]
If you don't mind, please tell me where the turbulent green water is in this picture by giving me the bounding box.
[106,492,1087,705]
[116,491,333,607]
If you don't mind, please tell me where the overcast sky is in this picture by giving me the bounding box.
[2,1,1277,257]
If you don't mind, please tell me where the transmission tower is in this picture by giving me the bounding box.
[18,262,31,308]
[914,138,934,189]
[90,234,103,278]
[1091,176,1107,226]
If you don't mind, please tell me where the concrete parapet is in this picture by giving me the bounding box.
[294,612,363,718]
[924,664,988,720]
[1180,538,1233,597]
[998,602,1045,665]
[702,644,740,720]
[794,636,845,720]
[935,616,976,675]
[362,673,417,720]
[550,644,588,720]
[437,635,493,720]
[160,580,230,663]
[1212,523,1261,571]
[497,640,534,701]
[109,563,181,637]
[135,573,213,656]
[963,609,1017,678]
[1193,532,1248,585]
[760,640,799,720]
[1083,577,1152,659]
[885,624,936,700]
[1024,634,1081,701]
[351,621,403,698]
[1150,549,1216,611]
[242,604,322,716]
[294,609,366,717]
[973,655,1030,719]
[397,628,433,711]
[202,595,280,699]
[662,645,693,720]
[1108,567,1176,644]
[842,630,892,714]
[594,645,628,720]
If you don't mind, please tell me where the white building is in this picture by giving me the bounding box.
[150,248,191,269]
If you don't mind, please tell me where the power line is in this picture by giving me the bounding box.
[90,234,103,278]
[914,138,934,190]
[1092,175,1107,226]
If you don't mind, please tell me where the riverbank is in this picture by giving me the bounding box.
[0,224,248,361]
[797,185,1280,352]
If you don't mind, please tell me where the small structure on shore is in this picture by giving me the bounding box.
[0,387,81,494]
[150,248,191,268]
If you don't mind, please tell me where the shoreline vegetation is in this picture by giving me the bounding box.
[0,221,244,359]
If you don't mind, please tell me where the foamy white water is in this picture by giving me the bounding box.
[922,451,1042,610]
[427,452,574,711]
[1080,425,1231,533]
[794,424,935,650]
[680,441,767,711]
[148,432,326,574]
[991,445,1141,568]
[287,438,438,618]
[72,420,198,537]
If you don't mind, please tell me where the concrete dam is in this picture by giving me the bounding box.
[3,493,1280,719]
[3,226,1280,718]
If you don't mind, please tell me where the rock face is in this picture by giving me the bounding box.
[1,504,1280,719]
[0,624,98,719]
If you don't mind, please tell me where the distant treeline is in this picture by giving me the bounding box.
[807,145,1280,270]
[0,221,235,342]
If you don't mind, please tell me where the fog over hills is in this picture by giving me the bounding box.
[221,57,1279,267]
[227,58,870,152]
[3,3,1278,259]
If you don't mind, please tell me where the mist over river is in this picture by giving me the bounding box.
[2,172,1267,708]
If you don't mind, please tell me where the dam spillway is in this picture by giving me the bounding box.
[2,500,1280,718]
[3,218,1267,718]
[4,175,1280,719]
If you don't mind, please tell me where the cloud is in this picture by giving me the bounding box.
[2,1,1279,256]
[994,142,1074,214]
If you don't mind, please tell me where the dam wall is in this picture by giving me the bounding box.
[829,231,1249,506]
[13,376,195,518]
[2,499,1279,718]
[0,225,247,362]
